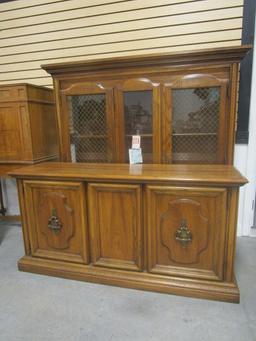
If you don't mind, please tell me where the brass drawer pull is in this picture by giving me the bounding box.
[48,208,62,233]
[175,219,192,247]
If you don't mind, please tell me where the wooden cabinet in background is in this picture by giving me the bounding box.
[0,83,59,175]
[42,46,250,165]
[10,162,247,303]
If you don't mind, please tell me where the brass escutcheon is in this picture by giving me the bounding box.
[175,218,192,247]
[48,208,62,233]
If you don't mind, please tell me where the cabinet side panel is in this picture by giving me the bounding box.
[28,102,59,161]
[225,188,239,281]
[227,63,239,164]
[18,103,33,160]
[16,179,31,255]
[26,85,54,103]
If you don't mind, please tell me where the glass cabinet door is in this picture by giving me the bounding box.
[162,74,228,164]
[60,83,115,163]
[123,90,152,163]
[115,78,161,163]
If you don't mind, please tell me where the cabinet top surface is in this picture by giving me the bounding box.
[9,162,247,186]
[0,83,52,90]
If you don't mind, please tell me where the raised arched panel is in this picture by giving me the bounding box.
[117,77,160,91]
[163,73,228,88]
[61,81,113,95]
[24,180,89,264]
[160,198,209,264]
[38,191,75,250]
[147,185,227,281]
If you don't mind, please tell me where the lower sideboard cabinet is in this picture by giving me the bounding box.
[11,163,247,303]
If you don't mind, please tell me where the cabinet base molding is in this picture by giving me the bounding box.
[0,215,21,222]
[18,256,240,303]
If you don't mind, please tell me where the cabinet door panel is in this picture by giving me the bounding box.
[59,82,115,163]
[88,183,142,271]
[146,186,227,281]
[162,73,228,164]
[0,103,22,160]
[24,180,89,264]
[115,78,161,163]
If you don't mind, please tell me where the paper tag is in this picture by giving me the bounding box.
[129,148,143,164]
[132,135,141,149]
[129,164,143,175]
[70,144,76,162]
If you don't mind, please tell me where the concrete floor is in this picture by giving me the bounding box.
[0,223,255,341]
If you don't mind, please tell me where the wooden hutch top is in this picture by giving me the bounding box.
[40,45,251,166]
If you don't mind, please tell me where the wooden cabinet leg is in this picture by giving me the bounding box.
[0,178,7,216]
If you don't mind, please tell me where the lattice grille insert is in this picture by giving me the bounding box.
[68,94,109,163]
[172,87,220,163]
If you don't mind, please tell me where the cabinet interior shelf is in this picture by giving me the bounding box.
[71,134,107,139]
[125,134,152,137]
[172,132,218,137]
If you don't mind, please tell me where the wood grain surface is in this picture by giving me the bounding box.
[9,162,247,186]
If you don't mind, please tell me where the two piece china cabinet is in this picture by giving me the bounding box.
[10,46,250,302]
